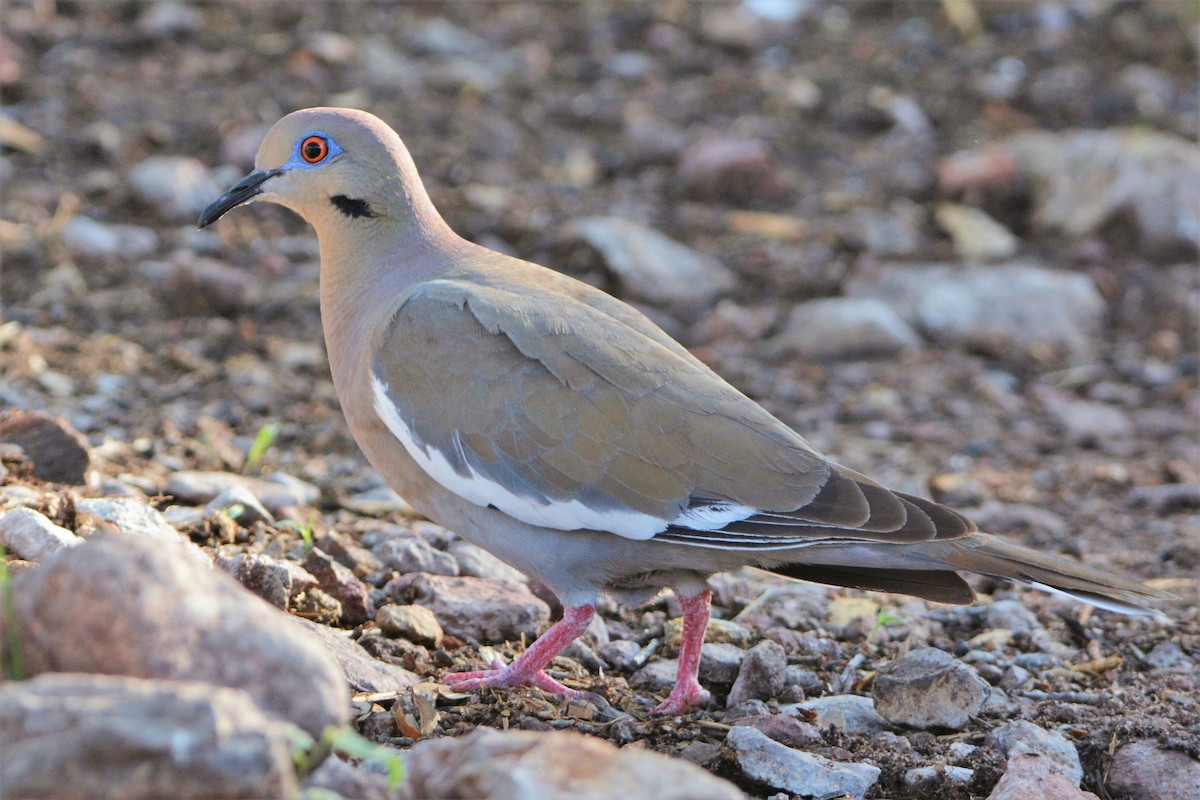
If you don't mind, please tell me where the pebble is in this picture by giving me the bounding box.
[373,534,460,576]
[726,639,787,707]
[375,603,444,648]
[677,136,784,205]
[853,207,922,258]
[203,484,275,526]
[11,532,348,737]
[781,694,891,735]
[769,297,922,361]
[985,720,1083,784]
[216,552,317,610]
[665,616,754,649]
[697,642,747,686]
[165,470,319,514]
[313,529,383,578]
[1128,483,1200,515]
[139,255,264,317]
[301,547,375,626]
[447,540,526,582]
[725,725,881,800]
[986,754,1098,800]
[872,647,989,731]
[0,410,90,485]
[387,572,549,644]
[61,216,158,263]
[1035,386,1134,447]
[848,262,1105,363]
[0,673,297,800]
[340,485,413,516]
[935,203,1019,261]
[74,497,208,565]
[1106,740,1200,800]
[293,616,417,695]
[570,216,735,313]
[631,659,681,693]
[0,507,81,561]
[407,728,742,800]
[128,156,226,221]
[905,765,975,788]
[731,714,822,750]
[984,599,1042,635]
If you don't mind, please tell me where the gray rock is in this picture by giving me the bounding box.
[341,485,413,516]
[999,664,1032,692]
[61,215,158,262]
[448,539,527,582]
[849,262,1105,362]
[631,659,679,693]
[570,216,735,312]
[906,765,975,788]
[598,639,642,672]
[129,156,225,221]
[771,297,923,361]
[0,507,81,561]
[1128,484,1200,515]
[373,534,459,576]
[74,497,209,565]
[935,203,1019,261]
[677,136,783,205]
[1107,741,1200,800]
[985,720,1083,784]
[376,603,444,648]
[0,409,91,484]
[408,728,742,800]
[136,0,204,37]
[139,255,264,317]
[204,484,275,526]
[732,714,822,749]
[165,470,319,513]
[301,754,397,800]
[873,647,989,731]
[388,572,549,644]
[853,207,922,258]
[782,694,891,735]
[699,642,747,686]
[985,599,1043,634]
[9,532,347,737]
[726,725,881,799]
[0,673,297,800]
[986,754,1098,800]
[217,552,318,609]
[302,547,376,626]
[293,617,418,695]
[726,639,787,707]
[1035,387,1135,447]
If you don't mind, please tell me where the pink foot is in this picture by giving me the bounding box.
[651,586,713,715]
[652,679,710,715]
[442,604,595,699]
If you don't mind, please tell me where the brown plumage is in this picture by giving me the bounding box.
[199,107,1167,715]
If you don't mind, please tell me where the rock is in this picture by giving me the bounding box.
[1034,387,1135,447]
[1107,741,1200,800]
[0,409,90,484]
[0,507,81,561]
[698,642,747,686]
[984,599,1043,634]
[853,207,922,258]
[598,640,642,672]
[128,156,225,221]
[136,0,204,37]
[301,754,396,800]
[726,639,787,707]
[906,765,975,788]
[165,470,319,514]
[935,203,1019,261]
[61,215,158,262]
[448,539,527,582]
[1128,483,1200,515]
[373,534,459,576]
[293,617,417,694]
[570,216,735,313]
[631,659,680,693]
[302,547,376,625]
[314,529,384,578]
[0,673,297,800]
[204,484,275,526]
[387,572,550,644]
[74,497,209,564]
[677,136,783,205]
[873,647,989,730]
[986,754,1099,800]
[217,552,318,610]
[140,255,264,317]
[9,532,348,737]
[782,694,891,735]
[770,297,922,361]
[985,720,1083,784]
[407,728,742,800]
[665,616,754,649]
[375,603,444,648]
[341,485,413,516]
[725,725,881,800]
[733,714,822,750]
[848,262,1105,363]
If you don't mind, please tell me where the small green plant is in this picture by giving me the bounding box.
[869,607,904,642]
[244,422,280,473]
[292,726,405,790]
[0,546,25,681]
[221,503,246,521]
[279,516,316,552]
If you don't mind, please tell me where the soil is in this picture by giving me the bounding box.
[1,2,1197,799]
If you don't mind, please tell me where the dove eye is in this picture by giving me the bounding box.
[301,135,329,164]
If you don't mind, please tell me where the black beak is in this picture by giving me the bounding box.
[197,168,282,228]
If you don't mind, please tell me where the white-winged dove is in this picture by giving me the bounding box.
[200,108,1165,715]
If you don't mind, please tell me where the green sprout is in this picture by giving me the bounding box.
[244,423,280,473]
[869,607,904,642]
[292,726,405,790]
[279,516,316,552]
[0,546,25,681]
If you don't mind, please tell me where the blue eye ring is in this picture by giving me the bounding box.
[286,131,344,169]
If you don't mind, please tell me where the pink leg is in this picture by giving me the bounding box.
[653,587,712,715]
[444,604,595,697]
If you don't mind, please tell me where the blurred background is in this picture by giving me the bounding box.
[1,0,1197,576]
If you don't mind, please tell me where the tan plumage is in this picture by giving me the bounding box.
[200,107,1167,714]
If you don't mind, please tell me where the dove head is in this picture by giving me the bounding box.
[199,107,447,238]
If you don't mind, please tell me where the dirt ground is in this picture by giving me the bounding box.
[1,2,1197,799]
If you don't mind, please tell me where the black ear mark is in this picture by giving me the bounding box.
[331,195,377,219]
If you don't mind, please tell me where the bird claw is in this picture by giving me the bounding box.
[651,680,710,716]
[443,665,581,697]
